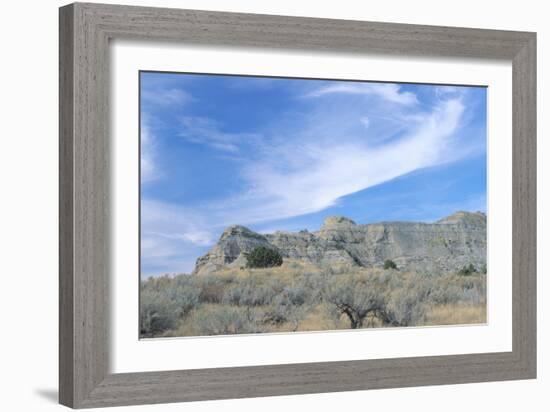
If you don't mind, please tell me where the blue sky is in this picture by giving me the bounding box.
[140,72,487,277]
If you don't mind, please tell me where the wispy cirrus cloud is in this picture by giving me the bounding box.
[178,116,260,153]
[227,77,277,90]
[140,87,193,184]
[435,85,465,100]
[141,88,193,106]
[141,199,217,275]
[304,82,418,105]
[210,98,465,224]
[140,119,161,183]
[359,116,370,129]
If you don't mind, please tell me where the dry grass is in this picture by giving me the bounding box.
[212,258,324,281]
[293,304,345,331]
[423,303,487,326]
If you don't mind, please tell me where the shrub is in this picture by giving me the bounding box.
[199,282,226,303]
[139,263,487,336]
[428,273,486,305]
[385,274,430,326]
[383,259,398,270]
[192,305,265,335]
[322,271,434,328]
[196,275,235,304]
[458,263,477,276]
[323,274,387,328]
[139,288,179,337]
[223,275,282,306]
[170,276,201,314]
[140,275,203,337]
[245,246,283,268]
[263,283,313,330]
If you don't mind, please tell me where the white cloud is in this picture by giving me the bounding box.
[208,98,465,224]
[228,77,277,90]
[140,120,160,183]
[305,83,418,105]
[141,233,200,276]
[141,197,220,248]
[435,85,465,100]
[360,116,370,128]
[142,199,209,236]
[147,229,214,247]
[142,88,192,106]
[179,116,260,153]
[140,199,219,274]
[144,97,467,246]
[180,231,214,246]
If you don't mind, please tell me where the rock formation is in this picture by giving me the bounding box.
[192,211,487,276]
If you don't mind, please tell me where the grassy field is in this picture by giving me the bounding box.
[140,260,486,338]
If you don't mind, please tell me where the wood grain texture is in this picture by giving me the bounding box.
[60,3,110,406]
[59,5,74,406]
[59,2,537,408]
[512,35,537,374]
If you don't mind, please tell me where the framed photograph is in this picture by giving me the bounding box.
[59,2,536,408]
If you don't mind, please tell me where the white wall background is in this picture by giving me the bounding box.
[0,1,546,411]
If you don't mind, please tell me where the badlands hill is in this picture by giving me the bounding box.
[193,211,487,276]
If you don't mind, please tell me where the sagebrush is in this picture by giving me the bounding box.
[140,260,486,337]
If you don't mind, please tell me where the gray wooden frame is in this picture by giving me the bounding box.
[59,2,536,409]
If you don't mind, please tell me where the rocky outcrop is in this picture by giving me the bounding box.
[192,211,487,275]
[193,225,273,276]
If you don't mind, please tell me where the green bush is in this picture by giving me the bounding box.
[383,259,398,270]
[245,246,283,268]
[458,263,477,276]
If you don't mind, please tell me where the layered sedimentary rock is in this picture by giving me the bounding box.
[193,211,486,275]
